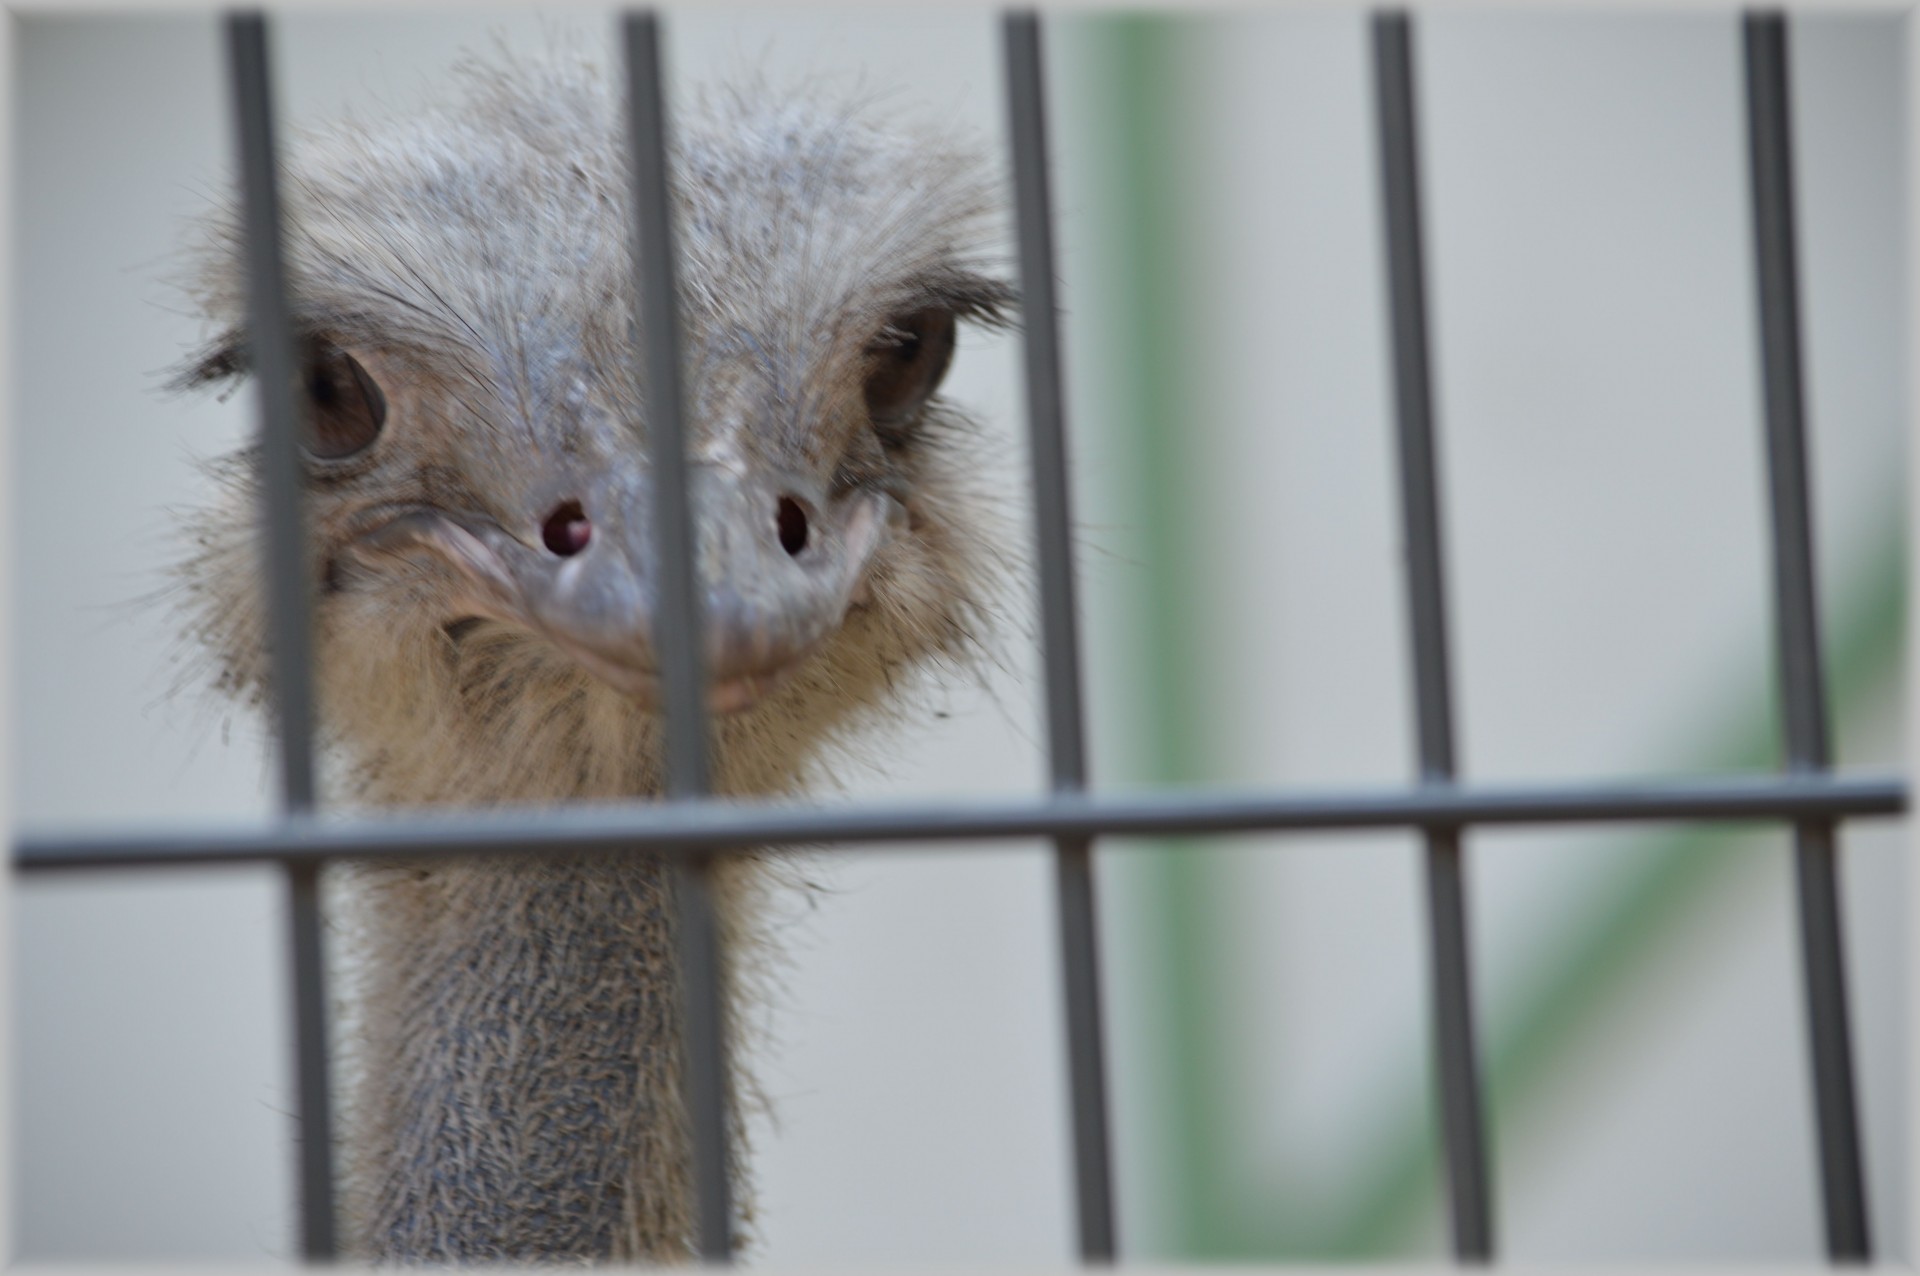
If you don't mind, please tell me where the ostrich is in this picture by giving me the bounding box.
[174,50,1016,1264]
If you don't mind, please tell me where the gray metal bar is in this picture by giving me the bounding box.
[1049,834,1113,1257]
[1003,11,1116,1262]
[283,860,334,1260]
[670,850,732,1261]
[1004,21,1088,791]
[1741,12,1871,1260]
[1371,11,1494,1260]
[1374,13,1456,784]
[225,10,336,1261]
[17,772,1904,872]
[230,14,316,818]
[621,11,732,1261]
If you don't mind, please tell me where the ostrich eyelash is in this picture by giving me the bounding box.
[168,332,249,395]
[867,323,915,350]
[916,276,1019,331]
[167,311,396,395]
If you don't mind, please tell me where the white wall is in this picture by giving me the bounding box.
[9,6,1909,1266]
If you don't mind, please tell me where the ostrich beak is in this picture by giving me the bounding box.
[351,465,900,713]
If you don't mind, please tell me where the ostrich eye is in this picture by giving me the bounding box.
[299,341,387,461]
[863,309,956,433]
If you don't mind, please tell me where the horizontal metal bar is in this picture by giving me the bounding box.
[14,773,1903,873]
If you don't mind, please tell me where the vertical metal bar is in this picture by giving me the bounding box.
[225,10,336,1261]
[1003,11,1118,1262]
[1741,12,1871,1261]
[1370,11,1494,1260]
[622,11,733,1262]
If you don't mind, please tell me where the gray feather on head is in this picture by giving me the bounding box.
[173,47,1017,1263]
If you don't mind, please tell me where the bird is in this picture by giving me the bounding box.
[171,48,1017,1264]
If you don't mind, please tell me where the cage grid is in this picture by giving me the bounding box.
[10,5,1905,1267]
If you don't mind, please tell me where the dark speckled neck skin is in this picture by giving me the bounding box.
[355,856,694,1264]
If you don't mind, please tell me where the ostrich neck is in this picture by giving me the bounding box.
[327,683,806,1261]
[345,853,700,1263]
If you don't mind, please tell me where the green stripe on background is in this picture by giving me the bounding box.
[1311,522,1904,1259]
[1069,10,1906,1262]
[1074,14,1235,1256]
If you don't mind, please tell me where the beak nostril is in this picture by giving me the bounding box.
[777,496,810,557]
[542,500,592,557]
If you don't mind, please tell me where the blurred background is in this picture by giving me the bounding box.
[8,5,1908,1265]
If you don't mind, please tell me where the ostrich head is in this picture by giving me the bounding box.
[175,55,1016,809]
[167,52,1024,1262]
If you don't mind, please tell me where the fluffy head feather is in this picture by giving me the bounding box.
[173,51,1017,1262]
[177,51,1017,807]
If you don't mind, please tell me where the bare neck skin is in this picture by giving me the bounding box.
[330,697,786,1261]
[347,854,698,1262]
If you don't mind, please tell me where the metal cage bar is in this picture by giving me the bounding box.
[1371,11,1495,1260]
[1740,11,1872,1261]
[225,12,337,1261]
[1003,11,1119,1262]
[622,11,735,1261]
[9,7,1909,1269]
[15,772,1904,871]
